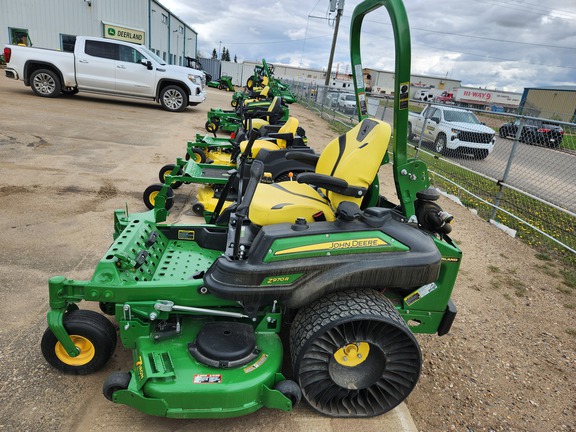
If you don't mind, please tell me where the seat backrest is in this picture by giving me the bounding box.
[265,96,281,123]
[261,76,270,86]
[275,117,299,149]
[259,86,270,98]
[316,118,391,209]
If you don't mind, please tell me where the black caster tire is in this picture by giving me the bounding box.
[275,380,302,407]
[41,310,117,375]
[159,164,183,189]
[103,371,131,401]
[290,289,422,417]
[143,184,174,210]
[205,121,218,133]
[189,147,207,163]
[192,203,205,216]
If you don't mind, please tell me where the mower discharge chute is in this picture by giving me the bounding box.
[41,0,461,420]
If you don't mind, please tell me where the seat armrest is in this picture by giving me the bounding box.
[297,173,367,197]
[285,152,319,167]
[267,132,294,141]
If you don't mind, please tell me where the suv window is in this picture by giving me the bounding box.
[85,40,118,60]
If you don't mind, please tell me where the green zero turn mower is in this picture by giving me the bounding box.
[41,0,461,420]
[207,75,235,91]
[145,116,313,218]
[205,93,289,135]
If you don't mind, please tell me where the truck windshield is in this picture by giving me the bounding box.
[444,110,481,124]
[139,46,166,66]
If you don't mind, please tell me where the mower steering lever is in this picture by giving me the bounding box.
[154,300,249,319]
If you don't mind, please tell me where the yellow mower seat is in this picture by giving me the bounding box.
[248,118,391,226]
[240,117,300,157]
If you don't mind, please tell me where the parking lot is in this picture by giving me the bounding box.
[0,78,419,431]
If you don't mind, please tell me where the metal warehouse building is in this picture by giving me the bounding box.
[520,87,576,123]
[1,0,198,66]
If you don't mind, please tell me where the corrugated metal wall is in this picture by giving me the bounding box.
[0,0,197,63]
[197,58,221,82]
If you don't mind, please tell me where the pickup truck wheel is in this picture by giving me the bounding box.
[160,85,188,112]
[434,134,448,155]
[408,123,415,140]
[30,69,61,98]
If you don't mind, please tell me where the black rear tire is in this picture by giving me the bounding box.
[290,289,421,417]
[41,310,117,375]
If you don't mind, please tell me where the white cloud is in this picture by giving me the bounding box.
[158,0,576,91]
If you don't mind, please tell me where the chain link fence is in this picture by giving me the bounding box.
[285,80,576,263]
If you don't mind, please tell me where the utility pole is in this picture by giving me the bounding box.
[325,0,344,86]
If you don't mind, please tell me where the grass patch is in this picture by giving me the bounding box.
[535,253,552,261]
[560,269,576,288]
[406,146,576,268]
[564,303,575,309]
[566,328,576,337]
[534,264,558,278]
[511,278,528,297]
[488,265,500,273]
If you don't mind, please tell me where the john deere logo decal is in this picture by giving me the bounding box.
[108,28,116,36]
[274,238,388,256]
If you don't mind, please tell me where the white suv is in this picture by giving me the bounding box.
[337,93,357,114]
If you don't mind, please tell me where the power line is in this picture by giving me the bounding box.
[355,16,576,50]
[471,0,576,20]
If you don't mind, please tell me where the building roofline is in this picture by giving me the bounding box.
[153,0,198,35]
[524,86,576,92]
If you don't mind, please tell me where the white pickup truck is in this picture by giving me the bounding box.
[3,36,206,112]
[408,105,495,159]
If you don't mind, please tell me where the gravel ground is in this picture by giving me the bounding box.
[1,78,575,432]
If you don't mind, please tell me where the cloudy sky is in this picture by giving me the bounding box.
[160,0,576,93]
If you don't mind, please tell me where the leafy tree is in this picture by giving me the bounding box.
[234,54,237,63]
[211,48,217,59]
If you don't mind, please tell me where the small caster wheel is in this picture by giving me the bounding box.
[103,371,131,401]
[143,184,174,210]
[192,203,205,216]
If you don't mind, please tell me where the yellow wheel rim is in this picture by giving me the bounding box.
[55,335,95,366]
[148,191,158,206]
[334,342,370,367]
[192,152,202,162]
